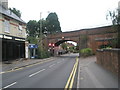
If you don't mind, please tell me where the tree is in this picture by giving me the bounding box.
[26,13,62,58]
[61,42,68,50]
[26,20,50,58]
[46,12,62,34]
[27,20,38,37]
[9,8,21,18]
[37,19,47,37]
[107,8,120,48]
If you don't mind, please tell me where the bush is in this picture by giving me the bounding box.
[80,48,93,57]
[37,47,50,59]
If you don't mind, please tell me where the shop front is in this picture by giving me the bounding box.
[1,34,25,61]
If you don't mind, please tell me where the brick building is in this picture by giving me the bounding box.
[0,0,26,61]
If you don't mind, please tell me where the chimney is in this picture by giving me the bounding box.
[118,1,120,17]
[0,0,8,10]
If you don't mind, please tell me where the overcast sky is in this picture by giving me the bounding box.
[9,0,119,32]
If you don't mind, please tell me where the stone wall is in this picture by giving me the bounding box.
[96,49,119,74]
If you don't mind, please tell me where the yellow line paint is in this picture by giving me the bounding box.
[1,59,55,74]
[69,59,78,89]
[65,61,76,89]
[64,57,79,90]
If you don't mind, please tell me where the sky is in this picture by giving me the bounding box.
[8,0,119,32]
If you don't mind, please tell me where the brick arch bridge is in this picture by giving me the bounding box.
[43,25,117,56]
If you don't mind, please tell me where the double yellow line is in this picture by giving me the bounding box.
[64,57,79,90]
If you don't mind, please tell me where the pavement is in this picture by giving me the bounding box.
[1,57,54,72]
[77,56,119,88]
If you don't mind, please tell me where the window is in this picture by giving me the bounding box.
[19,25,22,31]
[4,20,10,33]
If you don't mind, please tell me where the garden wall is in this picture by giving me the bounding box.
[96,48,120,74]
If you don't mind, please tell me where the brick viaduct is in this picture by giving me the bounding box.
[43,25,117,55]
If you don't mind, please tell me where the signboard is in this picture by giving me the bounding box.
[29,44,38,48]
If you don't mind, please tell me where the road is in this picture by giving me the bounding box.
[1,53,79,89]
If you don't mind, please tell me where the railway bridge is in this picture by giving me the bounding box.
[43,25,117,56]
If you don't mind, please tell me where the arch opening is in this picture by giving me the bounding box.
[54,40,78,55]
[55,40,77,46]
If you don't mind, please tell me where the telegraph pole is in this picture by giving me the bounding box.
[40,12,43,58]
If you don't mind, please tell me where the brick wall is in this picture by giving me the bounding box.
[45,25,117,53]
[96,49,119,74]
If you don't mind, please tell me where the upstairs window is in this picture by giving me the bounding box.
[19,25,22,31]
[4,20,10,33]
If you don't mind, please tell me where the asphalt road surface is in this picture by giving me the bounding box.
[2,53,79,89]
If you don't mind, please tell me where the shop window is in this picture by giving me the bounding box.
[4,20,10,33]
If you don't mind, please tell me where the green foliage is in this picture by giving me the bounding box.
[37,47,50,59]
[69,46,76,52]
[27,20,38,37]
[26,12,62,58]
[26,36,38,44]
[27,12,61,38]
[61,43,67,50]
[38,19,47,36]
[9,8,21,18]
[80,48,93,57]
[46,12,62,34]
[107,10,120,25]
[107,9,120,48]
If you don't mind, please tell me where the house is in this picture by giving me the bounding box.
[0,0,27,61]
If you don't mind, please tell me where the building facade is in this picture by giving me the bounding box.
[0,0,26,61]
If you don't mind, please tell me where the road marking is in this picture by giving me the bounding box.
[64,57,78,89]
[65,62,76,89]
[69,61,78,89]
[1,58,55,74]
[0,72,5,74]
[69,59,78,89]
[2,82,17,89]
[57,61,61,64]
[49,64,55,68]
[29,69,45,77]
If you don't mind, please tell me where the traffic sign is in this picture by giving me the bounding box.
[29,44,38,48]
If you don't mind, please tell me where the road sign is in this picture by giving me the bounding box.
[29,44,38,49]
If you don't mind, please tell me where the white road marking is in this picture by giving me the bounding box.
[3,82,17,89]
[29,69,45,77]
[0,72,5,74]
[49,64,55,68]
[57,62,60,64]
[57,61,62,64]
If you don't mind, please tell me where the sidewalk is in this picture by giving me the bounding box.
[1,57,54,72]
[77,56,119,88]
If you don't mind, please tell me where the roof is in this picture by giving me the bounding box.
[0,5,26,24]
